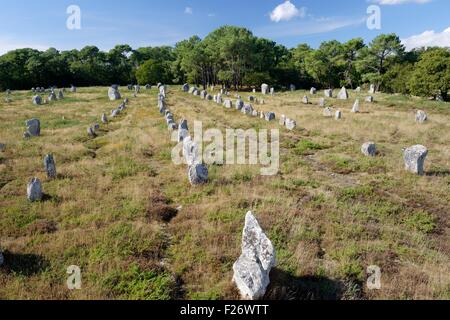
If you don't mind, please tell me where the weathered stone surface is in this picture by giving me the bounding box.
[261,84,269,95]
[27,177,43,202]
[188,164,208,186]
[290,84,296,91]
[285,118,296,131]
[302,96,309,104]
[335,110,342,120]
[111,109,120,118]
[248,96,255,102]
[178,128,189,143]
[233,211,275,300]
[101,114,108,124]
[415,110,428,123]
[352,99,360,113]
[265,112,275,122]
[44,154,57,179]
[216,94,223,104]
[25,119,40,136]
[145,84,151,90]
[369,84,376,94]
[270,87,275,95]
[337,87,348,100]
[108,86,121,101]
[57,90,64,100]
[323,107,333,117]
[124,97,129,104]
[279,115,286,126]
[179,119,189,131]
[32,95,42,105]
[324,89,333,98]
[206,94,213,101]
[48,91,57,101]
[252,110,259,117]
[355,87,361,93]
[223,99,232,109]
[361,142,376,157]
[310,87,317,95]
[200,90,207,99]
[134,85,140,93]
[260,112,265,119]
[365,96,374,103]
[94,123,100,131]
[189,86,197,94]
[183,137,199,166]
[404,145,428,175]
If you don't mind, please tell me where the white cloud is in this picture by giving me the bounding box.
[0,37,49,55]
[372,0,431,5]
[184,7,193,15]
[270,1,306,22]
[402,27,450,51]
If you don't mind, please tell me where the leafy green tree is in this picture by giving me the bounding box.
[135,59,166,85]
[409,47,450,101]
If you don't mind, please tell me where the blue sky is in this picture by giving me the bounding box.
[0,0,449,54]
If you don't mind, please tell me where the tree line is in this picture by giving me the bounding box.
[0,26,449,100]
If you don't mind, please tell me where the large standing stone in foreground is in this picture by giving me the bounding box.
[27,177,43,202]
[32,95,42,105]
[404,145,428,175]
[188,164,208,186]
[108,86,121,101]
[352,99,360,113]
[337,87,348,100]
[44,154,57,179]
[25,119,40,136]
[415,110,428,123]
[233,211,276,300]
[324,89,333,98]
[361,142,376,157]
[261,84,269,95]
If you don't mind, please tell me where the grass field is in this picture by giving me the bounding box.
[0,86,449,300]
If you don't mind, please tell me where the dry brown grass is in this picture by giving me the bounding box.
[0,86,449,300]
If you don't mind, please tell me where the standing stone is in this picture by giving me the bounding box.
[87,127,96,137]
[223,99,233,109]
[44,154,57,179]
[236,99,244,111]
[145,84,151,90]
[302,96,309,104]
[361,142,376,157]
[335,110,342,120]
[270,87,275,96]
[285,119,296,131]
[178,127,189,142]
[310,87,317,95]
[242,104,253,116]
[188,164,209,186]
[365,96,374,103]
[134,85,141,93]
[48,91,57,101]
[233,211,275,300]
[404,145,428,175]
[319,98,326,107]
[32,95,42,105]
[351,99,360,113]
[323,107,333,117]
[324,89,333,98]
[260,112,265,119]
[101,114,108,124]
[200,90,207,99]
[94,123,100,131]
[290,84,296,91]
[355,87,361,93]
[261,84,269,95]
[108,86,121,101]
[248,96,255,102]
[369,84,376,94]
[253,88,256,93]
[337,87,349,100]
[27,178,43,202]
[182,83,190,92]
[183,137,199,166]
[206,94,213,101]
[57,90,64,100]
[70,85,77,93]
[415,110,428,123]
[252,110,259,117]
[111,109,120,118]
[265,112,275,122]
[279,115,286,126]
[189,86,197,94]
[25,119,40,136]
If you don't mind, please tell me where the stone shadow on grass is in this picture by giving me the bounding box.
[1,251,49,276]
[264,268,362,300]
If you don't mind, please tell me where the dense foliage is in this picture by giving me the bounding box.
[0,26,449,100]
